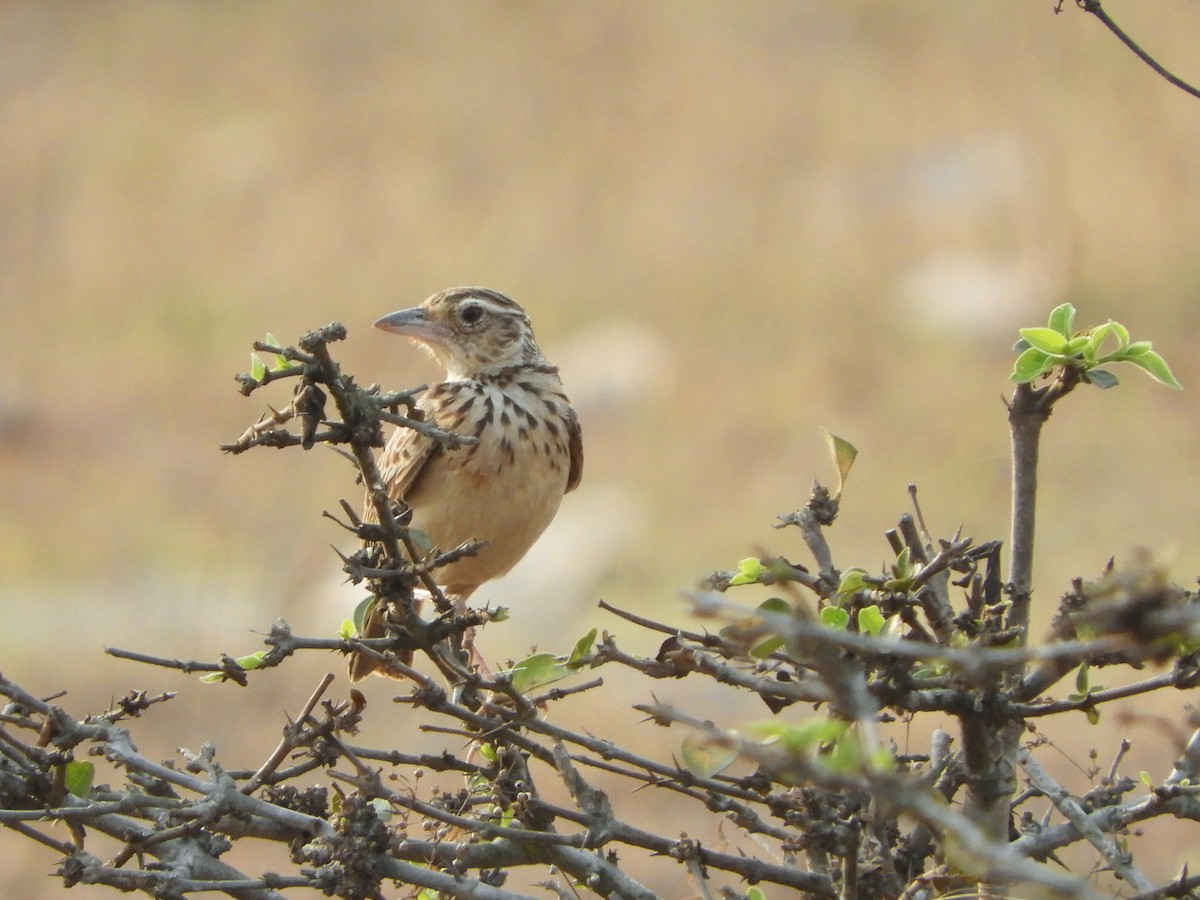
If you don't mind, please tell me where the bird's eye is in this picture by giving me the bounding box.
[458,303,485,328]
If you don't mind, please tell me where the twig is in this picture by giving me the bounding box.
[1072,0,1200,101]
[1018,746,1154,893]
[242,673,336,795]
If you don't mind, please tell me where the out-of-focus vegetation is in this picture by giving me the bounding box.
[3,3,1200,896]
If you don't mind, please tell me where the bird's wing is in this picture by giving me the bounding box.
[565,408,583,494]
[364,395,442,523]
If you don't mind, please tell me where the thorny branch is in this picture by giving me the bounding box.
[6,324,1200,899]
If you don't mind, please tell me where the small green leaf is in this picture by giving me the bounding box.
[338,618,355,640]
[748,598,790,656]
[1064,334,1092,357]
[64,761,94,798]
[752,717,846,753]
[478,742,498,763]
[1018,327,1069,355]
[1047,302,1076,337]
[567,628,598,668]
[250,352,267,382]
[1011,347,1051,383]
[265,332,291,370]
[235,651,267,670]
[1124,340,1153,357]
[1082,322,1114,360]
[1122,350,1182,389]
[750,634,785,659]
[857,605,885,637]
[1140,771,1153,789]
[1084,369,1119,390]
[1109,319,1130,349]
[729,557,765,586]
[508,653,565,694]
[756,597,792,616]
[1085,706,1100,725]
[680,732,739,778]
[746,888,767,900]
[837,567,869,596]
[820,606,850,630]
[1075,663,1089,695]
[200,672,224,684]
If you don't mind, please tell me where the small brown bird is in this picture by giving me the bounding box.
[349,287,583,680]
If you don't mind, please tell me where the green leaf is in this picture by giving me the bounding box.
[478,742,498,763]
[820,606,850,630]
[752,717,846,753]
[200,672,224,684]
[756,597,792,616]
[750,634,785,659]
[265,332,291,370]
[338,618,355,640]
[1124,340,1153,357]
[728,557,764,586]
[822,429,858,496]
[1122,350,1182,389]
[1064,335,1092,357]
[1084,706,1100,725]
[1047,303,1076,337]
[250,352,267,382]
[1075,663,1089,695]
[352,597,376,636]
[1082,322,1114,360]
[1010,346,1051,383]
[884,546,915,590]
[1140,771,1153,789]
[507,653,566,694]
[857,605,885,637]
[1109,319,1130,349]
[1018,327,1069,355]
[1084,369,1119,390]
[235,651,267,670]
[746,889,767,900]
[837,567,869,596]
[567,628,598,668]
[747,598,790,657]
[64,761,95,798]
[680,732,739,778]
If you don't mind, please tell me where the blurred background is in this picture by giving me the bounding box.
[3,2,1200,896]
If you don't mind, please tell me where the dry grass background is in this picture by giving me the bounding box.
[3,2,1200,896]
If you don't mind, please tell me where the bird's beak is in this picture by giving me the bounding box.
[374,307,447,344]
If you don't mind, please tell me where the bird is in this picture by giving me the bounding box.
[349,286,583,681]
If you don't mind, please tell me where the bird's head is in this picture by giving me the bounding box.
[375,287,546,380]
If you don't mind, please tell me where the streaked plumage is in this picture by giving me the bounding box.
[349,287,582,680]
